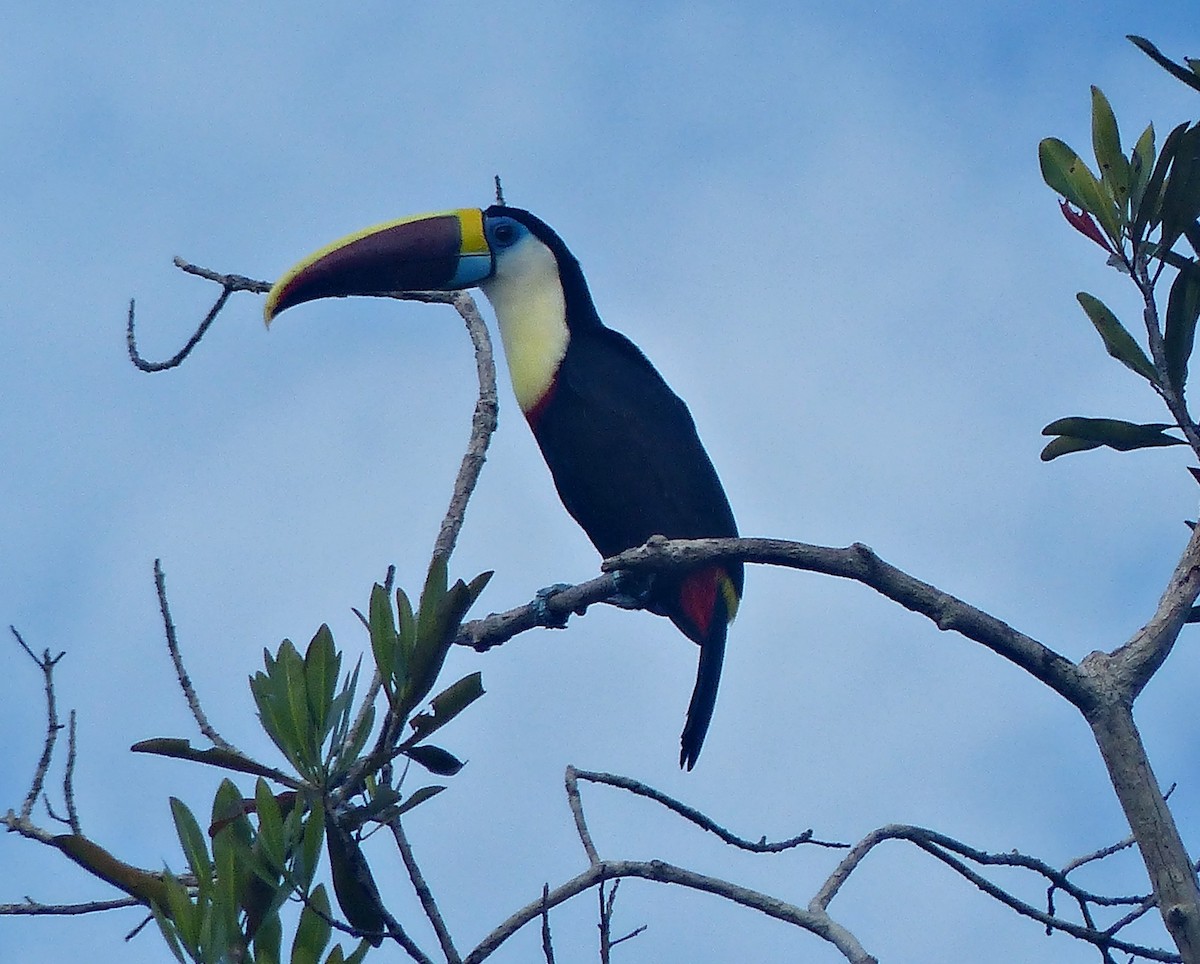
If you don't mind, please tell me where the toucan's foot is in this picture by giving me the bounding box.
[608,569,657,610]
[533,583,574,628]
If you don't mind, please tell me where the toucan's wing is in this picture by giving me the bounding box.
[532,326,739,564]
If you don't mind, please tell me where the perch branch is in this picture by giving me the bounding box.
[455,574,623,651]
[605,537,1091,708]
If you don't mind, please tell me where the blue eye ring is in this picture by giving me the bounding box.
[491,220,519,247]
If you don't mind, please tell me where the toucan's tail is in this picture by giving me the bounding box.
[675,565,741,770]
[679,620,728,769]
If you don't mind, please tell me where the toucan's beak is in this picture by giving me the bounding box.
[263,208,492,325]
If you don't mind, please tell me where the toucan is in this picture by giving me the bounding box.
[263,206,742,769]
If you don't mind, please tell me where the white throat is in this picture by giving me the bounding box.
[479,235,570,413]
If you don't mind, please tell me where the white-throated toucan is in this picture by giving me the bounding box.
[263,206,742,769]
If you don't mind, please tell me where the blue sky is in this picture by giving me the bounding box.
[3,4,1200,962]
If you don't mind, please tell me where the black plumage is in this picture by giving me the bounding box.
[498,207,743,768]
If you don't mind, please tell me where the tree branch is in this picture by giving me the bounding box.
[463,858,878,964]
[604,537,1091,708]
[9,629,64,825]
[567,767,841,853]
[389,816,460,964]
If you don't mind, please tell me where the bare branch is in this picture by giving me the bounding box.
[1085,701,1200,961]
[431,291,498,561]
[597,882,610,964]
[605,537,1091,708]
[389,817,460,964]
[153,560,237,751]
[171,258,271,294]
[11,629,64,822]
[126,258,271,372]
[0,897,142,916]
[564,766,600,865]
[63,710,80,835]
[1097,521,1200,699]
[569,767,840,853]
[541,884,556,964]
[813,824,1178,962]
[463,859,878,964]
[455,574,622,651]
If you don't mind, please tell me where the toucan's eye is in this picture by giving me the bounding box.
[492,221,518,246]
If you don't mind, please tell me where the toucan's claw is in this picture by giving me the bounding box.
[533,583,574,628]
[608,569,657,610]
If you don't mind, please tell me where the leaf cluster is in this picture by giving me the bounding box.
[154,779,368,964]
[1038,38,1200,461]
[134,556,491,961]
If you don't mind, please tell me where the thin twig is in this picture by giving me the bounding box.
[127,259,271,372]
[12,629,63,822]
[153,560,236,751]
[541,884,556,964]
[63,710,80,834]
[431,291,498,561]
[564,766,600,865]
[598,882,610,964]
[0,898,142,915]
[569,767,837,852]
[389,817,461,964]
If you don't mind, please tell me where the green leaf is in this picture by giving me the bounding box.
[170,798,213,901]
[1129,123,1156,225]
[414,556,450,658]
[395,784,446,817]
[164,869,200,952]
[254,779,286,869]
[325,817,385,947]
[396,586,416,664]
[1039,137,1121,242]
[405,672,485,745]
[464,570,494,607]
[1128,35,1200,93]
[132,738,289,782]
[1041,416,1186,455]
[281,641,316,769]
[292,883,334,964]
[253,913,284,964]
[295,803,325,892]
[152,901,190,964]
[343,939,373,964]
[304,624,340,743]
[1040,435,1104,462]
[1132,122,1189,244]
[1159,124,1200,255]
[1076,292,1161,384]
[368,584,399,696]
[1091,86,1130,213]
[52,834,171,908]
[212,818,240,948]
[403,744,465,776]
[1166,263,1200,390]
